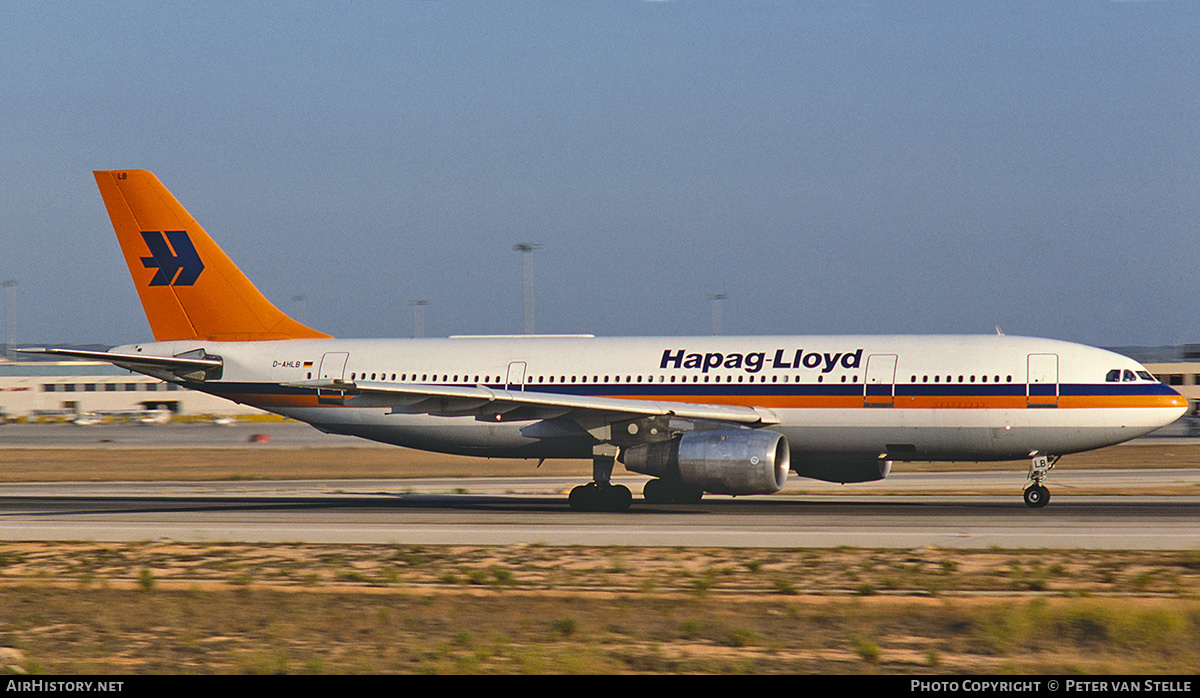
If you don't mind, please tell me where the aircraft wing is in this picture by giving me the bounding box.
[287,379,780,426]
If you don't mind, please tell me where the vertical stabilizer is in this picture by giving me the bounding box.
[94,170,331,341]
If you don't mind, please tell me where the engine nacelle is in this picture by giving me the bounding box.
[792,459,891,484]
[622,429,790,495]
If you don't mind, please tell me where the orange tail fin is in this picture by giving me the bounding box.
[94,170,331,342]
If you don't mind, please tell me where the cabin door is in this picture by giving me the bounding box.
[864,354,898,408]
[506,361,527,390]
[1026,353,1059,408]
[316,352,350,405]
[317,352,349,380]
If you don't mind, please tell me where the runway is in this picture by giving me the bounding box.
[2,422,1198,549]
[2,476,1198,549]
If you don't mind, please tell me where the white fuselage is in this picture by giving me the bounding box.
[114,334,1186,468]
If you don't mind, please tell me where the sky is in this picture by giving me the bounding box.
[1,1,1198,348]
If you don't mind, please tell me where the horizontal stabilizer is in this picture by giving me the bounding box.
[17,347,222,380]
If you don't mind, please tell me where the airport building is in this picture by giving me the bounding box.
[1144,363,1200,417]
[1115,344,1200,418]
[0,358,266,421]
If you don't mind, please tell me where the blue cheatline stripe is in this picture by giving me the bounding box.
[191,380,1177,401]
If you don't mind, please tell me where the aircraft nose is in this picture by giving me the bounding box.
[1165,385,1189,421]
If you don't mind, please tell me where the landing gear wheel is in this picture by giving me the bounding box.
[569,483,632,512]
[642,478,704,505]
[642,478,669,504]
[1023,484,1050,508]
[608,483,633,511]
[568,483,598,511]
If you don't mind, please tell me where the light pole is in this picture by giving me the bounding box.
[408,299,428,338]
[707,293,726,336]
[2,280,14,360]
[513,243,541,334]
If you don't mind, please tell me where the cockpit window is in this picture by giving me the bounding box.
[1108,368,1157,382]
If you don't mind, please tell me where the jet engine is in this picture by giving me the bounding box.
[621,428,789,495]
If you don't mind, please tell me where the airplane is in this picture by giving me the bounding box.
[24,170,1187,511]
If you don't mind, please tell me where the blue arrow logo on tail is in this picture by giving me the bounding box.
[140,231,205,286]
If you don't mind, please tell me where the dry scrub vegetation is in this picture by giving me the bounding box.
[1,542,1199,674]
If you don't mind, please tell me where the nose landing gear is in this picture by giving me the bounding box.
[1023,454,1059,508]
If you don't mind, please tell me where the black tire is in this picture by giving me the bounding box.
[676,484,704,504]
[569,483,598,511]
[1023,485,1050,508]
[570,483,633,512]
[643,479,669,504]
[608,484,633,512]
[643,478,704,505]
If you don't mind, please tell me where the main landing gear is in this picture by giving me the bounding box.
[642,477,704,505]
[568,451,632,512]
[1023,454,1059,508]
